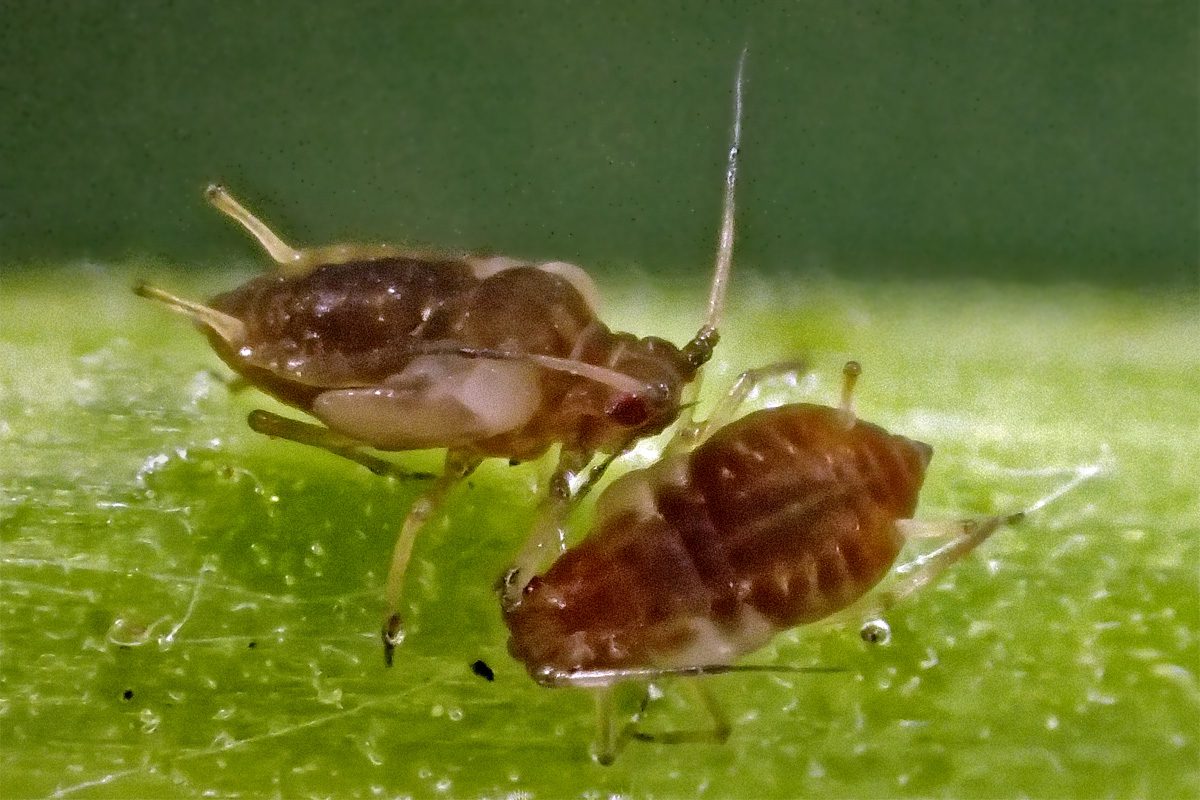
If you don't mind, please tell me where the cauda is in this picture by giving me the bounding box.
[136,53,748,664]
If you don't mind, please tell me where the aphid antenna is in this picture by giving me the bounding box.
[536,662,844,689]
[681,45,747,372]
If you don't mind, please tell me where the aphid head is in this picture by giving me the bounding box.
[576,334,704,451]
[503,571,586,677]
[575,380,678,454]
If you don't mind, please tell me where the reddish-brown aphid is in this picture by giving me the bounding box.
[135,53,748,664]
[505,361,928,676]
[504,361,1094,763]
[506,395,929,678]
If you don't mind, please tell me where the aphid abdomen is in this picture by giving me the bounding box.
[688,404,932,627]
[205,259,607,412]
[207,257,477,393]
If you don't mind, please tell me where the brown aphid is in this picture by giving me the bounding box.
[135,52,748,664]
[506,393,927,676]
[504,361,1089,763]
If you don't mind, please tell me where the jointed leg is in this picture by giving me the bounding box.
[247,409,436,480]
[665,359,810,457]
[501,447,594,607]
[589,679,731,765]
[591,687,620,765]
[382,449,480,665]
[208,370,252,394]
[627,680,731,747]
[864,461,1102,624]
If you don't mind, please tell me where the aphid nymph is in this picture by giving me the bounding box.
[503,360,1096,763]
[136,52,749,664]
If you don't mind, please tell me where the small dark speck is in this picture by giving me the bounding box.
[471,659,495,681]
[509,458,521,467]
[122,689,134,700]
[248,640,257,649]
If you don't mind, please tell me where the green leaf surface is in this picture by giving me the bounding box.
[1,266,1196,798]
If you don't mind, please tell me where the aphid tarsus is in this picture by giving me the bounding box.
[135,52,749,665]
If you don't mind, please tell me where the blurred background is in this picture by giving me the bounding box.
[1,0,1196,287]
[2,5,1197,797]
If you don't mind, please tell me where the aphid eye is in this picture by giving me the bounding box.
[605,393,650,427]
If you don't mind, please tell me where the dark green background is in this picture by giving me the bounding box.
[1,1,1197,285]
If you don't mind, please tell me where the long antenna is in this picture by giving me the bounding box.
[675,45,749,450]
[704,45,747,334]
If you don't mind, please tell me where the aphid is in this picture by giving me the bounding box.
[503,361,1097,763]
[135,52,748,664]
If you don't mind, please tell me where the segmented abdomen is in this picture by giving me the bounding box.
[684,404,930,627]
[205,257,600,407]
[505,404,932,674]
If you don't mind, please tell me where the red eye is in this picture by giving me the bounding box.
[605,392,650,427]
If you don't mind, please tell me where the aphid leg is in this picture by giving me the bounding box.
[204,184,305,268]
[246,409,436,480]
[627,680,731,747]
[590,686,621,766]
[665,359,809,457]
[869,462,1103,620]
[133,283,247,347]
[206,370,251,394]
[501,447,595,607]
[381,449,482,665]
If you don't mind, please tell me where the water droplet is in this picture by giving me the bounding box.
[860,619,892,645]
